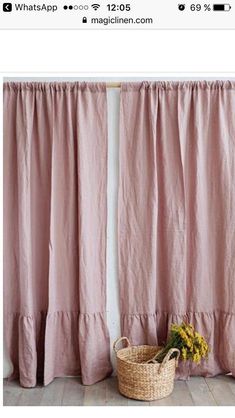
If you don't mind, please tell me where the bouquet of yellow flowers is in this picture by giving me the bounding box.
[154,322,209,364]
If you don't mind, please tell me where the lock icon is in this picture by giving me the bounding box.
[82,17,87,23]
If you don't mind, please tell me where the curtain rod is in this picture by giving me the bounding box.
[106,82,121,88]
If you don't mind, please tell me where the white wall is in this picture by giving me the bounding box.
[106,88,121,371]
[4,76,233,377]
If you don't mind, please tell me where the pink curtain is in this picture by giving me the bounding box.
[4,82,112,388]
[119,81,235,378]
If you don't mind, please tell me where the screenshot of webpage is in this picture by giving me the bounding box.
[1,0,235,415]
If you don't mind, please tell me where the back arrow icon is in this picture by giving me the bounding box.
[3,3,13,12]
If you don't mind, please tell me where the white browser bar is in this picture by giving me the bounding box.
[0,0,235,29]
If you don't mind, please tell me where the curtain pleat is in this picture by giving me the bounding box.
[119,81,235,378]
[4,82,112,388]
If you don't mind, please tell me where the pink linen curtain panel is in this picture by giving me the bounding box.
[119,81,235,378]
[3,82,112,388]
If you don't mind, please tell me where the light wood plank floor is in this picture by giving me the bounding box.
[3,375,235,406]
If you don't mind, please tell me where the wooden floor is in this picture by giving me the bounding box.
[3,375,235,406]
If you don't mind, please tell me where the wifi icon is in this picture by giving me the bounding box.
[91,3,100,10]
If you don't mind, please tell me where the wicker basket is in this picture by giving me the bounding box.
[113,337,180,401]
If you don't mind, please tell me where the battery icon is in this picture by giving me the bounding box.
[213,4,231,10]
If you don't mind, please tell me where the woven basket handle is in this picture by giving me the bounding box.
[113,337,131,354]
[148,348,180,370]
[159,348,180,373]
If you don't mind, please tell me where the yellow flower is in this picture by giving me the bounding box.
[182,347,187,360]
[169,322,209,365]
[192,352,201,363]
[179,328,193,349]
[185,325,194,338]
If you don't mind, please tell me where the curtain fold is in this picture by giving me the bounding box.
[119,81,235,378]
[4,82,112,388]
